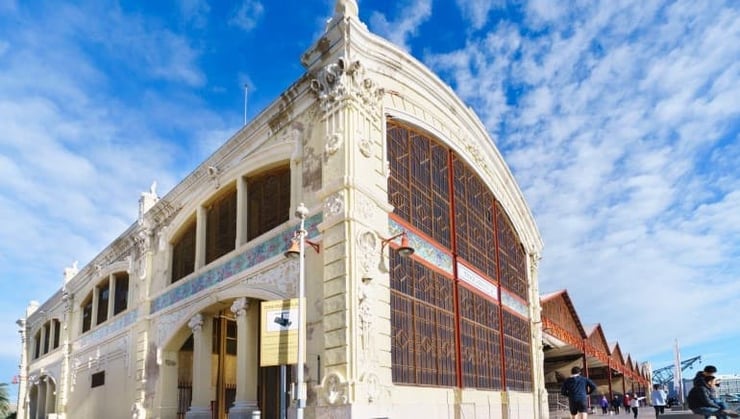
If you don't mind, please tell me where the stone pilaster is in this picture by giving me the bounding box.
[528,251,547,419]
[228,298,260,418]
[186,313,213,419]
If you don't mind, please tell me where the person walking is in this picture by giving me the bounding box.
[630,395,644,418]
[611,395,621,414]
[651,384,667,417]
[623,393,631,414]
[600,395,609,415]
[561,366,598,419]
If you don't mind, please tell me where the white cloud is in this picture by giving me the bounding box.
[455,0,502,30]
[369,0,432,51]
[426,0,740,359]
[229,0,265,32]
[0,2,232,368]
[180,0,210,28]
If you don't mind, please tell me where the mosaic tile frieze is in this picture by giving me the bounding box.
[389,218,453,274]
[151,212,322,314]
[76,310,137,349]
[501,289,529,318]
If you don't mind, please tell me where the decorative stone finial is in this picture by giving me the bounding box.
[63,261,79,283]
[335,0,358,18]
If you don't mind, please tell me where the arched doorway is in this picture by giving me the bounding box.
[167,297,290,419]
[27,375,56,419]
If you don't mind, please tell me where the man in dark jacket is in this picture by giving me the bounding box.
[688,374,739,418]
[561,366,597,419]
[693,365,718,389]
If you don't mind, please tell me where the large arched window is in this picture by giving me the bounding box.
[80,272,130,334]
[387,120,532,391]
[32,319,61,359]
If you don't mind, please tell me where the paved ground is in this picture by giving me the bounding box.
[553,409,702,418]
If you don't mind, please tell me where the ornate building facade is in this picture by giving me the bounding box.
[16,1,546,418]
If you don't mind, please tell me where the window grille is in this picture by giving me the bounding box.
[453,154,498,280]
[390,252,456,387]
[387,124,451,248]
[96,283,109,325]
[459,286,502,389]
[81,295,93,333]
[496,203,528,301]
[503,311,533,391]
[206,187,237,264]
[247,166,290,241]
[171,219,196,283]
[387,121,532,392]
[113,272,129,315]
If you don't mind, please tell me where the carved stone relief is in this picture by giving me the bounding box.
[358,278,374,359]
[360,372,383,403]
[358,132,372,158]
[230,297,249,317]
[243,260,299,297]
[324,193,344,218]
[356,231,377,278]
[318,371,349,406]
[355,193,375,222]
[324,132,343,158]
[154,308,190,349]
[310,57,385,116]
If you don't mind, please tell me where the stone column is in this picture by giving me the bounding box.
[107,274,116,319]
[195,206,207,269]
[39,324,47,356]
[186,313,213,419]
[48,322,56,353]
[236,176,248,246]
[229,297,260,418]
[36,379,46,419]
[15,318,28,419]
[44,377,55,415]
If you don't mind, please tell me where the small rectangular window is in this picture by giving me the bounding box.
[91,371,105,388]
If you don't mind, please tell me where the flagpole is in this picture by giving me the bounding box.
[244,84,248,126]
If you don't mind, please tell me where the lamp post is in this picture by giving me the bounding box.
[287,203,310,419]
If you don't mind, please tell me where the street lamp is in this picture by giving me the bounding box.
[381,231,415,258]
[283,203,319,419]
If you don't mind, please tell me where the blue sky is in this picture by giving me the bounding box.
[1,0,738,402]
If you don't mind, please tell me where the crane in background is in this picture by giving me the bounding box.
[652,355,703,386]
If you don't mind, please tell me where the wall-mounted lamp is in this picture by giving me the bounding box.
[381,231,415,258]
[284,235,320,259]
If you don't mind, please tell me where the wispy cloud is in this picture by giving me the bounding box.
[369,0,432,51]
[455,0,503,30]
[0,1,233,335]
[432,0,740,358]
[229,0,265,32]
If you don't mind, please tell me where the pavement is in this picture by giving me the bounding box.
[553,409,702,418]
[584,410,699,418]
